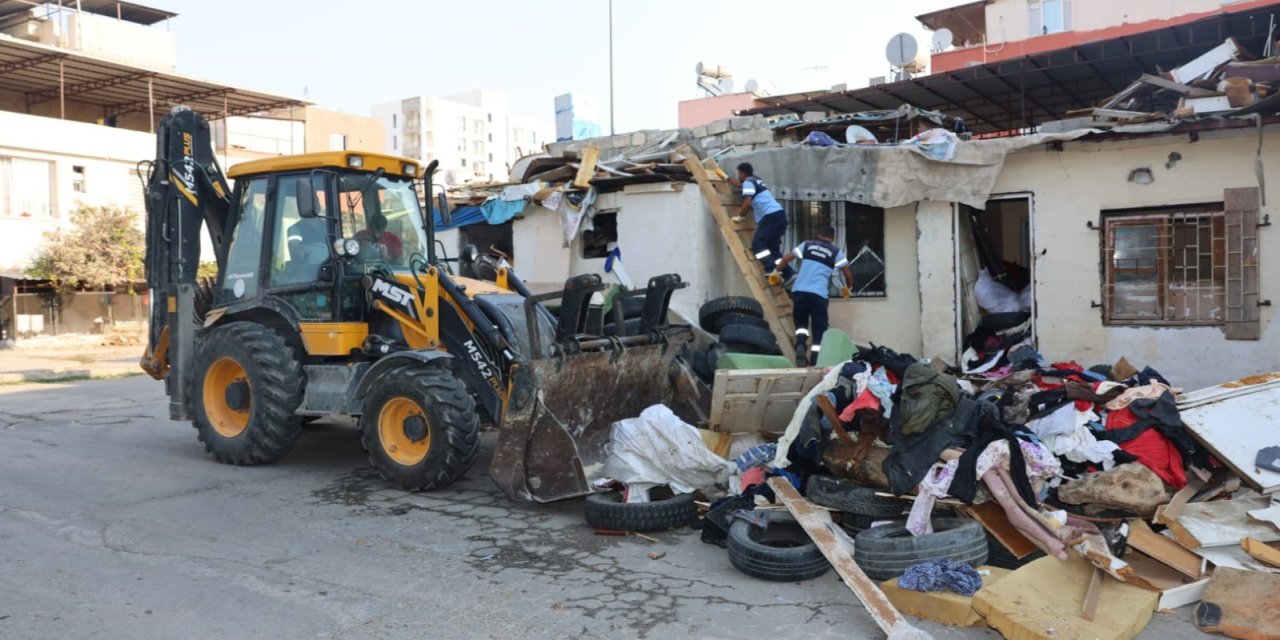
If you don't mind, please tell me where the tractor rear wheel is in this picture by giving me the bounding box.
[361,364,480,491]
[189,322,305,465]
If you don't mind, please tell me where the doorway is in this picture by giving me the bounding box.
[955,195,1035,361]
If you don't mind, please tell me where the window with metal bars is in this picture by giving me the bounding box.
[783,200,886,297]
[1102,205,1229,325]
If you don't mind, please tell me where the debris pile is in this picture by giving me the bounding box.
[1044,37,1280,132]
[576,291,1280,639]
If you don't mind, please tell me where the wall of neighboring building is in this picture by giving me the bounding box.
[678,93,764,129]
[271,106,386,154]
[66,12,177,71]
[0,111,152,272]
[983,0,1225,45]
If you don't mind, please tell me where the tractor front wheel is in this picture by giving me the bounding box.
[361,364,480,491]
[189,322,305,465]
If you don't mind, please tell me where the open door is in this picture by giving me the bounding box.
[955,195,1035,363]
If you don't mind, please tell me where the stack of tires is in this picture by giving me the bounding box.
[689,296,780,383]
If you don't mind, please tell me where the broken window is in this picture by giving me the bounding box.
[782,200,887,298]
[580,212,618,259]
[1102,205,1235,325]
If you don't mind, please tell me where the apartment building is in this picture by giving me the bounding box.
[917,0,1275,72]
[372,90,552,185]
[213,106,385,171]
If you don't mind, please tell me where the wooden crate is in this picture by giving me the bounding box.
[708,367,825,433]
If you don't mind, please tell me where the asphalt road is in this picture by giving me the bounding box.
[0,376,1204,639]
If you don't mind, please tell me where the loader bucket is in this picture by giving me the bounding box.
[491,339,687,502]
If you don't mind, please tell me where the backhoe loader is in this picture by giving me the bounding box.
[139,106,693,502]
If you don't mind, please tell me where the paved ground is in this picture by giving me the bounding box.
[0,376,1205,639]
[0,336,141,383]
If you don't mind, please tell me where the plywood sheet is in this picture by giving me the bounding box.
[1178,376,1280,493]
[708,367,824,433]
[1168,496,1280,549]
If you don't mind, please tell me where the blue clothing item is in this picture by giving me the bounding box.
[751,210,793,279]
[898,559,982,596]
[741,176,783,223]
[791,240,848,298]
[733,443,778,472]
[867,367,896,418]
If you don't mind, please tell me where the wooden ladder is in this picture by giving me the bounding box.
[678,145,796,361]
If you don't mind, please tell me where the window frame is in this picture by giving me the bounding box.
[1100,203,1228,326]
[781,199,887,299]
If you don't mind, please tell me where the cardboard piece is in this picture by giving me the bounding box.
[880,567,1011,627]
[1195,567,1280,640]
[972,556,1158,640]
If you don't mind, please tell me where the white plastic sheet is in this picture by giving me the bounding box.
[603,405,736,503]
[975,269,1031,314]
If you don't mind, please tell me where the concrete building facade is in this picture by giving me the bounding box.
[372,90,552,185]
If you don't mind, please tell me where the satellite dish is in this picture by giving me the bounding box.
[886,33,919,68]
[744,79,759,93]
[695,61,704,76]
[931,28,954,52]
[718,78,734,93]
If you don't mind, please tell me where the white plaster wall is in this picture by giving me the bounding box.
[915,201,958,361]
[0,111,153,272]
[993,127,1280,389]
[828,204,925,357]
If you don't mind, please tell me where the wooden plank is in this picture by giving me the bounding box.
[768,477,927,639]
[1242,537,1280,567]
[958,500,1040,559]
[1158,578,1212,610]
[816,394,855,445]
[707,368,824,432]
[1082,567,1103,621]
[1153,476,1207,525]
[678,144,796,360]
[1127,519,1204,579]
[1166,495,1280,549]
[1139,73,1216,97]
[572,146,600,189]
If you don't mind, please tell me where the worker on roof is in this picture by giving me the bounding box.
[771,225,853,367]
[733,162,793,281]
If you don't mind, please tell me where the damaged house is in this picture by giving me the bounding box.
[441,1,1280,390]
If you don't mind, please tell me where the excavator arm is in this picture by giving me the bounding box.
[139,106,232,420]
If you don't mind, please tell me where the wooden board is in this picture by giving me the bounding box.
[678,145,796,360]
[1178,378,1280,494]
[1241,537,1280,568]
[959,500,1040,559]
[1127,519,1204,580]
[572,146,600,189]
[768,477,924,638]
[708,367,825,433]
[1167,495,1280,549]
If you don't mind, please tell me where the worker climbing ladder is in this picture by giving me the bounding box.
[678,145,797,362]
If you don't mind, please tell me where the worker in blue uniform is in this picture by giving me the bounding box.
[734,162,793,280]
[770,226,853,366]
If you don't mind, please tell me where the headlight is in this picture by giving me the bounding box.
[403,163,417,176]
[333,237,361,257]
[346,155,364,168]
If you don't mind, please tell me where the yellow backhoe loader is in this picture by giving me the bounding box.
[139,106,693,502]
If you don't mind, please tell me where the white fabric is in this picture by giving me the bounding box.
[771,366,849,468]
[1046,409,1121,470]
[975,269,1031,314]
[1026,403,1077,440]
[603,405,736,502]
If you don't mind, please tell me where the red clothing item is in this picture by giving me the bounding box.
[355,229,404,258]
[839,388,881,422]
[1106,407,1187,488]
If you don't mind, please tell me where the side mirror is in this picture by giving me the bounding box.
[437,188,451,227]
[297,172,329,218]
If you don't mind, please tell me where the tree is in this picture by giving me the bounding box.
[27,205,144,292]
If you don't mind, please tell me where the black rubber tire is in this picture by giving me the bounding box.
[699,296,764,332]
[617,295,647,319]
[806,475,904,518]
[584,487,697,532]
[984,530,1046,570]
[361,363,480,491]
[853,518,989,581]
[712,312,770,333]
[717,324,780,355]
[690,348,716,383]
[189,322,304,465]
[603,317,643,337]
[728,511,830,582]
[840,512,878,535]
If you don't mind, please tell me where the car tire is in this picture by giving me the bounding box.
[806,475,904,519]
[717,324,780,355]
[853,518,989,581]
[728,511,830,582]
[699,296,764,332]
[584,487,697,532]
[712,312,770,333]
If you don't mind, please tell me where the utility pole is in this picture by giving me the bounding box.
[609,0,615,135]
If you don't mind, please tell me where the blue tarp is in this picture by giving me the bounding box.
[431,199,528,231]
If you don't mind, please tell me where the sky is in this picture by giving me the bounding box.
[167,0,961,132]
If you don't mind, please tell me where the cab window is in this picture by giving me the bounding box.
[270,175,331,287]
[220,178,268,301]
[337,173,422,266]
